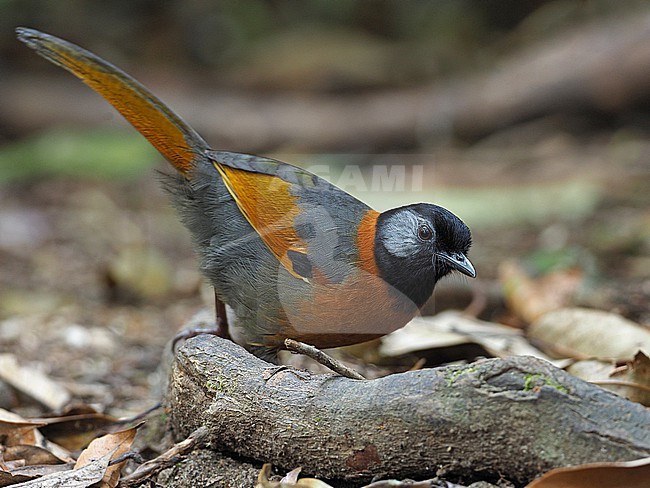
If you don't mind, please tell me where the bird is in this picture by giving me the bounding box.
[17,28,476,363]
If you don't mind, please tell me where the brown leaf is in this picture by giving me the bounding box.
[4,445,65,466]
[0,470,34,486]
[526,457,650,487]
[0,355,70,411]
[74,424,139,488]
[380,311,551,360]
[5,462,73,480]
[0,409,45,447]
[500,261,583,323]
[35,406,120,451]
[256,464,334,488]
[529,308,650,360]
[566,359,616,383]
[591,352,650,406]
[281,467,302,484]
[9,451,112,487]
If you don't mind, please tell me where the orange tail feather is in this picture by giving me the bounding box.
[17,27,208,175]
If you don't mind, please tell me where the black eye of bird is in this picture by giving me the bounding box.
[417,224,433,241]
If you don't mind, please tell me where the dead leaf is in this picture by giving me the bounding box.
[9,450,113,488]
[0,355,70,411]
[500,261,583,323]
[74,424,139,488]
[0,470,34,486]
[0,409,45,446]
[281,467,302,484]
[569,352,650,406]
[606,352,650,405]
[40,440,74,465]
[4,462,73,480]
[4,445,65,466]
[0,410,79,486]
[380,311,551,360]
[35,406,121,451]
[529,308,650,360]
[256,464,334,488]
[526,456,650,487]
[566,359,615,381]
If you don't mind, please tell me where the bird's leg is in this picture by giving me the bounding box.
[214,290,231,340]
[172,289,230,350]
[284,339,366,380]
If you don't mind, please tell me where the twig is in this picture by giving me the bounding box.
[117,403,163,426]
[109,451,144,466]
[590,379,650,394]
[118,426,209,487]
[284,338,365,380]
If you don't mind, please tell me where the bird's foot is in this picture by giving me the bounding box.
[172,292,231,351]
[171,325,230,351]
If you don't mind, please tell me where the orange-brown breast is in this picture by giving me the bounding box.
[272,209,418,350]
[276,269,418,349]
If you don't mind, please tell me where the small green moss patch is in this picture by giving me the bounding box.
[445,366,478,386]
[524,373,568,393]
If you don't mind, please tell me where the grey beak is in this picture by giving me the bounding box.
[435,251,476,278]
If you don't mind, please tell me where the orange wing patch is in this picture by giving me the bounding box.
[214,162,309,280]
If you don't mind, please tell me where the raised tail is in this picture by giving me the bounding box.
[16,27,209,176]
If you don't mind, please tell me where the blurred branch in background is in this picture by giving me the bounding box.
[2,1,650,152]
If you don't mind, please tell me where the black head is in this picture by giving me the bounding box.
[374,203,475,308]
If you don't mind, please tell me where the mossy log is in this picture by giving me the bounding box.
[164,333,650,486]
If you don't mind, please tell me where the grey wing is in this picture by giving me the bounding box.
[208,150,373,284]
[162,157,286,346]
